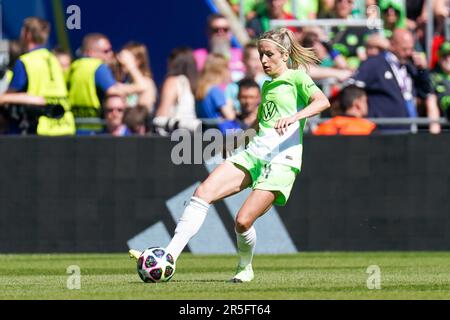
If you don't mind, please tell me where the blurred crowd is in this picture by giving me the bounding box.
[1,0,450,137]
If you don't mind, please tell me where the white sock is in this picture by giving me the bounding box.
[166,197,210,260]
[236,227,257,268]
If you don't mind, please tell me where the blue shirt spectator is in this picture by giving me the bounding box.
[196,86,226,119]
[196,85,241,135]
[353,51,431,118]
[94,63,117,102]
[351,29,441,134]
[9,60,28,92]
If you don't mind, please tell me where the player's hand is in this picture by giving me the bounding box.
[275,116,297,136]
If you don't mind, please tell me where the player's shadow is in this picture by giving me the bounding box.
[171,279,227,283]
[128,279,228,284]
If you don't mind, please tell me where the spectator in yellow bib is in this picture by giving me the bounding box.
[67,33,147,135]
[0,17,76,136]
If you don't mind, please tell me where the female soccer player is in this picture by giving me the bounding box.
[132,28,330,282]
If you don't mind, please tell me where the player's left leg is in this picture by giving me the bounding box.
[231,189,276,283]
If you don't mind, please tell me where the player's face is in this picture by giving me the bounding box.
[258,41,288,78]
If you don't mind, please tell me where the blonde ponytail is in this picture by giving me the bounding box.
[259,28,321,70]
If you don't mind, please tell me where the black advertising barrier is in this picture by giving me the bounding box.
[0,135,449,253]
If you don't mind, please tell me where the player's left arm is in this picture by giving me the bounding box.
[275,90,330,135]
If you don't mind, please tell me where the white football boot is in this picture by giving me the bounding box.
[230,264,254,283]
[128,249,142,261]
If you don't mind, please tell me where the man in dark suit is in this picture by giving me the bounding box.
[352,29,441,134]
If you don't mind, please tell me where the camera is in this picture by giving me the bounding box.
[8,104,65,119]
[2,103,66,134]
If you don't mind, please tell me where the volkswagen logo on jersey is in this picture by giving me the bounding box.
[262,101,278,121]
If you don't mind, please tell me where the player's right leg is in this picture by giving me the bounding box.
[129,249,142,260]
[164,161,252,261]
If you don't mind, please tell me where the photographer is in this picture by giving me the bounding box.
[351,28,441,134]
[0,17,75,136]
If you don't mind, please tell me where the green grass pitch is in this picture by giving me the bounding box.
[0,252,449,300]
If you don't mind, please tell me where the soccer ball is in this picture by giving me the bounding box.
[136,247,176,283]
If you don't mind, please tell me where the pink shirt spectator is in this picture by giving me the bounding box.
[194,48,246,82]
